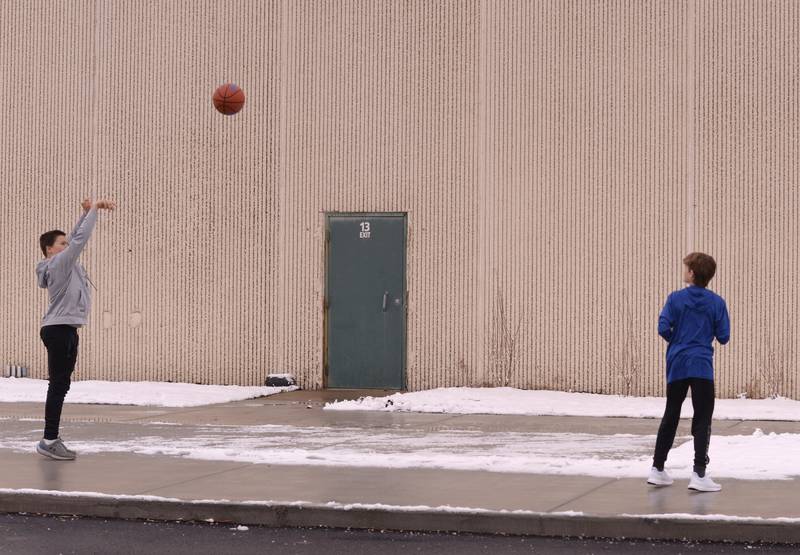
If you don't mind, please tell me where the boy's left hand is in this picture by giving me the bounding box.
[81,198,92,212]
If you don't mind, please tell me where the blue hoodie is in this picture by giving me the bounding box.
[658,285,730,383]
[35,207,98,327]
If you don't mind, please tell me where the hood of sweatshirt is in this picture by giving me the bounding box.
[685,285,714,311]
[36,258,52,289]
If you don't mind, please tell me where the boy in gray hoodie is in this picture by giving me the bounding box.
[35,198,116,460]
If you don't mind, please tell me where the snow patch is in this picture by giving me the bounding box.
[1,426,797,480]
[622,513,800,523]
[325,387,800,421]
[0,377,297,407]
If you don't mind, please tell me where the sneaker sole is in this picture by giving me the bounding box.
[35,444,76,461]
[688,484,721,492]
[647,480,673,487]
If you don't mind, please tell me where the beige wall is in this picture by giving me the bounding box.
[1,1,798,399]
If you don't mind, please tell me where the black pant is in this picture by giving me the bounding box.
[653,377,715,475]
[40,325,79,440]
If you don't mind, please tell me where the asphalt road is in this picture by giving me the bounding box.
[0,513,797,555]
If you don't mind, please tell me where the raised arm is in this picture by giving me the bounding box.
[49,199,116,275]
[49,207,98,274]
[66,198,92,242]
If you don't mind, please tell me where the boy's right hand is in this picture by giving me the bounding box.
[94,200,117,210]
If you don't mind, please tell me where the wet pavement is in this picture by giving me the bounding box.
[0,391,798,543]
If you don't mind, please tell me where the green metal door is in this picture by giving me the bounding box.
[326,214,406,389]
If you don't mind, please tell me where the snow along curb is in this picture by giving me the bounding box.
[324,387,800,421]
[1,489,799,544]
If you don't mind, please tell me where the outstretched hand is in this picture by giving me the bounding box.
[81,198,92,212]
[94,200,117,210]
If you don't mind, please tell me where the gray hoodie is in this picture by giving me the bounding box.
[35,207,98,327]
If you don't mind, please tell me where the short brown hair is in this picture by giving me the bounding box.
[39,230,65,257]
[683,252,717,287]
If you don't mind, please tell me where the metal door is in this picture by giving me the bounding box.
[325,214,406,389]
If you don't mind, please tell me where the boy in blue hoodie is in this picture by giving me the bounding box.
[35,198,116,460]
[647,252,730,492]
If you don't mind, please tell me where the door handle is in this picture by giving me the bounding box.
[382,291,389,312]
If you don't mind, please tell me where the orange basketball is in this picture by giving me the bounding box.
[212,83,245,115]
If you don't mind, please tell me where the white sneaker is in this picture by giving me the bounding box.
[688,472,722,492]
[647,467,674,486]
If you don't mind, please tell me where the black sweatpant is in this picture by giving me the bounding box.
[40,325,79,440]
[653,377,715,476]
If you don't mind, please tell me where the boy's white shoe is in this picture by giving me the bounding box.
[647,467,674,486]
[688,472,722,492]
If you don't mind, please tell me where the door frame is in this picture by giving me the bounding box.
[323,212,408,390]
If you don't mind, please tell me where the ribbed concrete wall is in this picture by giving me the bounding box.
[274,1,480,390]
[695,0,800,400]
[1,1,798,398]
[1,0,283,385]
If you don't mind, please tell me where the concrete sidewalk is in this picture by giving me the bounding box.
[0,391,798,543]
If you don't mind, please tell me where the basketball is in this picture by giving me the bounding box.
[212,83,245,115]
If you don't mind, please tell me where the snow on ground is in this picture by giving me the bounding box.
[1,422,798,480]
[621,513,800,523]
[0,377,297,407]
[324,387,800,421]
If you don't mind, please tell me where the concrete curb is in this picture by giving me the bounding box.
[1,492,799,544]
